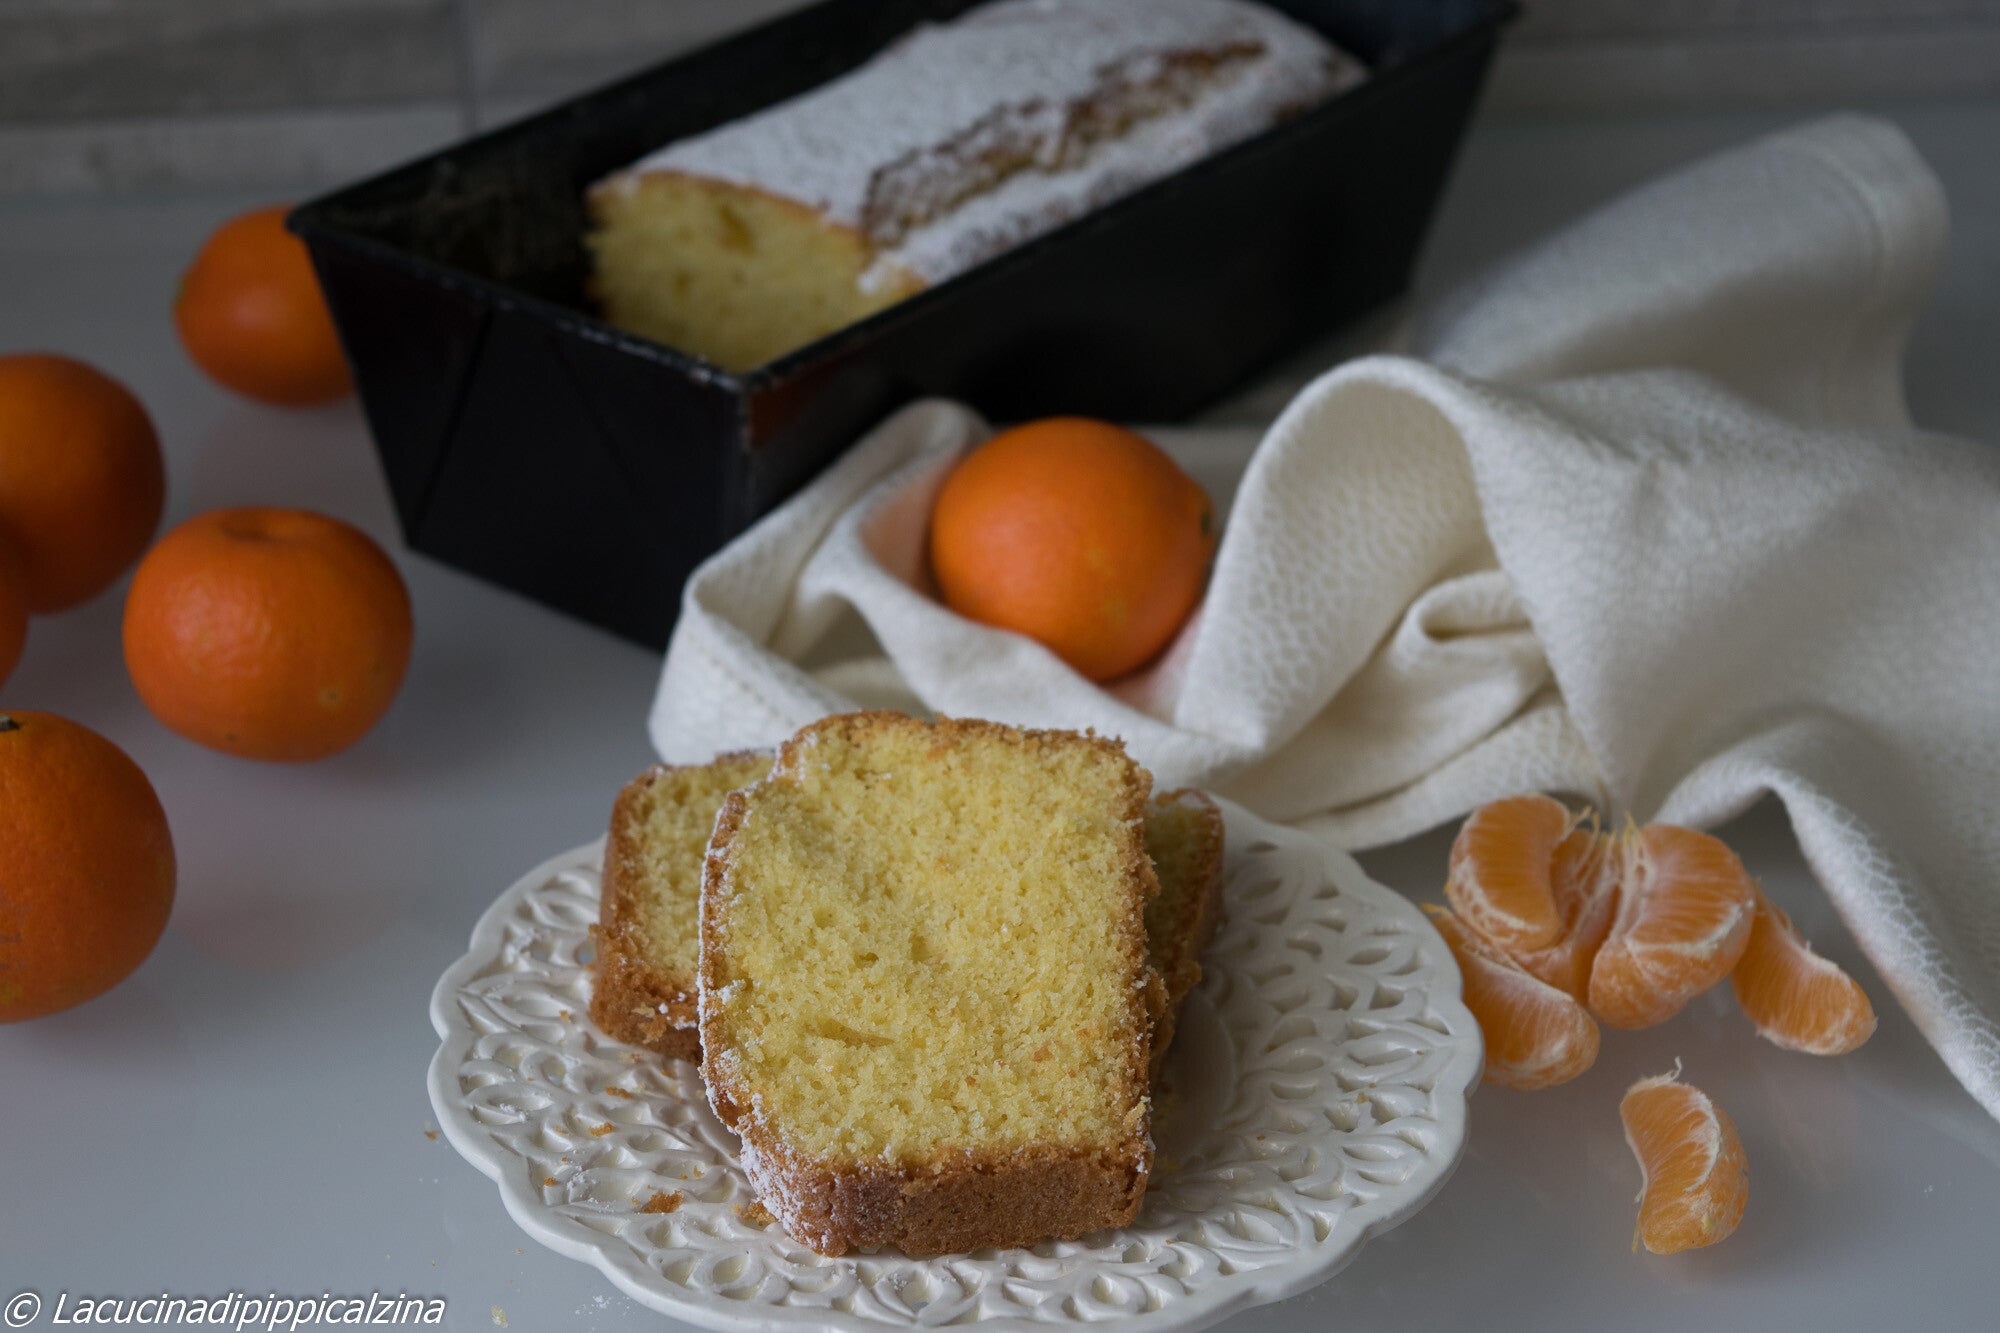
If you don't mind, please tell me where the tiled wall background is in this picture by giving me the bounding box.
[1,0,1996,194]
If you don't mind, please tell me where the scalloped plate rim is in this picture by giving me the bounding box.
[427,797,1482,1332]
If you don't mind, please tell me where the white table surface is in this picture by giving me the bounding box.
[3,100,1997,1332]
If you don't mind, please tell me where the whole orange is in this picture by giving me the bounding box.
[928,417,1217,681]
[174,205,351,406]
[0,352,166,612]
[0,535,25,690]
[0,710,176,1022]
[123,508,413,761]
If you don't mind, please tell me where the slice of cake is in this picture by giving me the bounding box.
[591,754,1226,1078]
[590,751,771,1061]
[700,711,1159,1255]
[1142,788,1226,1075]
[587,0,1360,371]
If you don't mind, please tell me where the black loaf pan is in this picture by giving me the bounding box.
[291,0,1516,648]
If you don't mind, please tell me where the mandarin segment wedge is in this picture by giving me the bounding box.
[1443,793,1573,955]
[1620,1067,1749,1254]
[1588,823,1755,1030]
[1425,903,1600,1090]
[1508,823,1621,1002]
[1731,886,1877,1056]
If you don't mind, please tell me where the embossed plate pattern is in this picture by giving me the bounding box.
[427,797,1481,1331]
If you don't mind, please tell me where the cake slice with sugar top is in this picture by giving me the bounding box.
[699,711,1160,1255]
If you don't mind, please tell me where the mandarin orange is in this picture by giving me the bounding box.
[175,205,351,406]
[0,535,25,690]
[123,508,412,761]
[0,710,176,1022]
[1426,903,1600,1090]
[1731,886,1876,1056]
[0,352,166,612]
[928,417,1216,682]
[1620,1067,1749,1254]
[1588,823,1756,1029]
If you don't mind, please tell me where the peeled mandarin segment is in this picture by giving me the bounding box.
[1510,825,1621,1001]
[1425,904,1600,1091]
[1620,1069,1749,1254]
[1731,886,1877,1056]
[1588,823,1755,1030]
[1444,794,1572,954]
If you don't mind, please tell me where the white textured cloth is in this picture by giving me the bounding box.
[649,115,2000,1120]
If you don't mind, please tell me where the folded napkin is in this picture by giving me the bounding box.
[649,115,2000,1121]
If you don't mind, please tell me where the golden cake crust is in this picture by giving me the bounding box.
[1144,788,1227,1074]
[699,711,1158,1256]
[589,752,767,1062]
[727,1131,1149,1258]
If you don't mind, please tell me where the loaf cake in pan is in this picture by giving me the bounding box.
[588,0,1363,370]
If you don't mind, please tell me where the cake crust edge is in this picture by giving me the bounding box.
[589,752,767,1063]
[1146,788,1227,1075]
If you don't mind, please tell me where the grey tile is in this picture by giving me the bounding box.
[462,0,807,123]
[1514,0,2000,42]
[0,102,464,196]
[1490,23,2000,112]
[460,0,2000,129]
[0,0,463,125]
[3,0,1998,196]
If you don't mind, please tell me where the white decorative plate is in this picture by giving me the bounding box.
[428,798,1481,1331]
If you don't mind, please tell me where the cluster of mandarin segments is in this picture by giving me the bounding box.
[1429,793,1877,1254]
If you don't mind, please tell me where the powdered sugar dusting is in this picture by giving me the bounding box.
[871,39,1350,288]
[735,1137,816,1246]
[611,0,1360,288]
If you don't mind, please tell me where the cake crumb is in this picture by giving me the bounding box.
[560,1009,573,1022]
[590,1122,616,1137]
[640,1190,683,1214]
[735,1201,774,1227]
[423,1120,439,1141]
[544,1176,558,1188]
[490,1307,507,1327]
[606,1086,633,1099]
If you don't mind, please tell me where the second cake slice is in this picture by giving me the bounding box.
[700,712,1158,1255]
